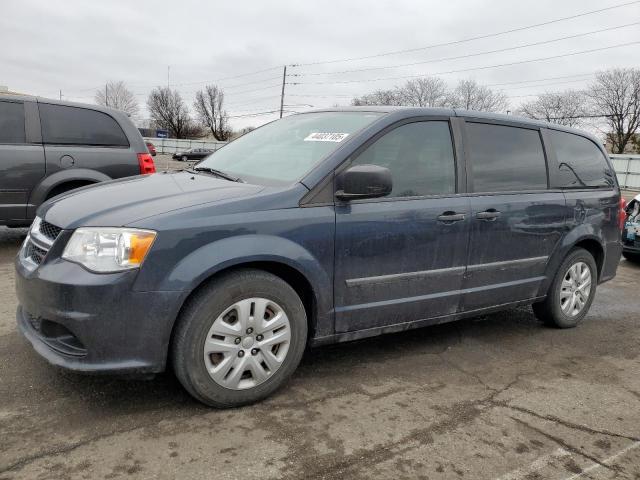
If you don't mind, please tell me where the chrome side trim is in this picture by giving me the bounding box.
[345,256,548,287]
[345,266,465,287]
[336,276,545,313]
[466,256,548,272]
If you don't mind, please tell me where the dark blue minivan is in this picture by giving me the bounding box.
[15,107,624,407]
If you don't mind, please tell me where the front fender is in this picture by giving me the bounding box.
[137,234,333,335]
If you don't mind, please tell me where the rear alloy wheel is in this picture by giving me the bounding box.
[172,269,307,407]
[532,248,597,328]
[182,155,188,162]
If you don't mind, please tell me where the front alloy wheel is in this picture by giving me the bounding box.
[172,269,307,407]
[204,298,291,390]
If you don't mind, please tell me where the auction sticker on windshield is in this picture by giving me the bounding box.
[304,132,349,142]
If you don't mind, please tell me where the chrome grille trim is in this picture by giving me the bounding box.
[20,217,63,271]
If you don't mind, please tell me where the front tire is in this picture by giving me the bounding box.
[182,155,188,162]
[171,269,308,408]
[532,248,597,328]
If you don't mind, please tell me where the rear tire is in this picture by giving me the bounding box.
[532,248,597,328]
[182,155,188,162]
[171,269,307,408]
[622,251,640,263]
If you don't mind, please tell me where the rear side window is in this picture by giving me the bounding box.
[466,123,547,192]
[0,101,26,144]
[351,121,456,197]
[548,130,613,188]
[39,104,129,147]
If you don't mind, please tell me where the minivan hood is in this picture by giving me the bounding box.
[39,171,265,228]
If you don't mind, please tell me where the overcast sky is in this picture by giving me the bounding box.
[2,0,639,129]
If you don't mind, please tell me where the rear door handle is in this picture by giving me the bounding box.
[437,212,466,223]
[475,209,501,220]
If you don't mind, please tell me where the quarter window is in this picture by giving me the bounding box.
[39,104,129,147]
[466,123,547,192]
[0,101,26,144]
[351,121,456,197]
[548,130,613,188]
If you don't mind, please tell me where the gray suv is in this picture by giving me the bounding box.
[0,95,154,227]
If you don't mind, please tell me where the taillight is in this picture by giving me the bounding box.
[137,153,156,174]
[619,197,627,231]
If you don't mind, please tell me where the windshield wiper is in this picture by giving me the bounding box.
[192,167,243,182]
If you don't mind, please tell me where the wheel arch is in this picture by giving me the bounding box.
[165,258,321,370]
[538,230,606,297]
[28,169,112,217]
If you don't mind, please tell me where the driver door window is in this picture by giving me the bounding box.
[351,121,456,197]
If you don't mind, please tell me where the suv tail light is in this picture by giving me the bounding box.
[137,153,156,174]
[619,197,627,231]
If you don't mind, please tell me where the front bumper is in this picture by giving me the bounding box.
[622,227,640,253]
[15,241,185,374]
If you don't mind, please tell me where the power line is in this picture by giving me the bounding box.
[498,77,595,91]
[485,72,595,87]
[293,22,639,77]
[290,0,640,67]
[227,109,297,119]
[292,42,640,85]
[226,95,282,108]
[135,65,282,89]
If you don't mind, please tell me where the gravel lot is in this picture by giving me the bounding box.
[1,183,639,479]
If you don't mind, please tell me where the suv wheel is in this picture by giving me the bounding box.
[171,269,308,407]
[532,248,597,328]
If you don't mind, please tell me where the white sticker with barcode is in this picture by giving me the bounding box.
[304,132,349,142]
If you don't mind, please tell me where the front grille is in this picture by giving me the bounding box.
[24,242,48,265]
[39,220,62,242]
[21,217,63,270]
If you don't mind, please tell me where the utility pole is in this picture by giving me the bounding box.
[105,84,108,107]
[279,65,287,118]
[59,90,62,100]
[167,66,170,89]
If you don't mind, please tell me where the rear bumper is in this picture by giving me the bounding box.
[600,241,623,283]
[622,240,640,254]
[15,255,185,374]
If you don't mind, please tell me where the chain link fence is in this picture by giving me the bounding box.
[144,137,227,155]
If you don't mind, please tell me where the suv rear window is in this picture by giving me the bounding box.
[466,123,548,192]
[39,104,129,147]
[0,101,26,144]
[548,130,613,188]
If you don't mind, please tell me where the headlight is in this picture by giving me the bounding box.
[62,227,156,273]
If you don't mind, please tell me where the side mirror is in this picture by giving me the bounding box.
[335,164,392,200]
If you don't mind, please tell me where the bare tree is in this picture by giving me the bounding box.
[352,89,403,106]
[399,77,448,107]
[518,90,588,127]
[588,68,640,154]
[447,79,509,112]
[234,126,255,138]
[146,87,192,139]
[95,81,139,118]
[193,85,232,141]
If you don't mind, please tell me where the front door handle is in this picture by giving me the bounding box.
[476,209,501,220]
[437,212,466,223]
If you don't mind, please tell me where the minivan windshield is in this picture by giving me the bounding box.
[195,112,383,185]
